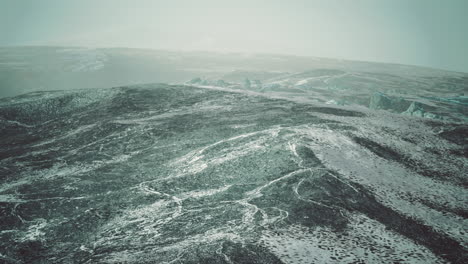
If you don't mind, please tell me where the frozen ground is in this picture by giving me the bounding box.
[0,84,466,263]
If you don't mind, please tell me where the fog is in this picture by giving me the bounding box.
[1,2,467,263]
[1,0,468,73]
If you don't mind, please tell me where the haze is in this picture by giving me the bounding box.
[1,0,468,73]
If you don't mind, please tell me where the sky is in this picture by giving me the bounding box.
[1,0,468,72]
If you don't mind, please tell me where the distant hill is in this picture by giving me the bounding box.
[1,46,466,98]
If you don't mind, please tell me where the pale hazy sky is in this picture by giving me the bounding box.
[1,0,467,72]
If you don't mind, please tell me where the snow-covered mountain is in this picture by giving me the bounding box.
[0,47,467,263]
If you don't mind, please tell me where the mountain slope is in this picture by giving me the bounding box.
[0,84,466,263]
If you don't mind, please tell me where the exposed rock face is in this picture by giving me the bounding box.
[402,101,426,117]
[254,79,263,89]
[369,92,410,112]
[216,79,227,87]
[369,92,393,110]
[402,101,443,120]
[189,77,202,84]
[244,78,251,89]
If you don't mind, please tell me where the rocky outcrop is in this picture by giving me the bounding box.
[402,101,442,119]
[369,92,410,112]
